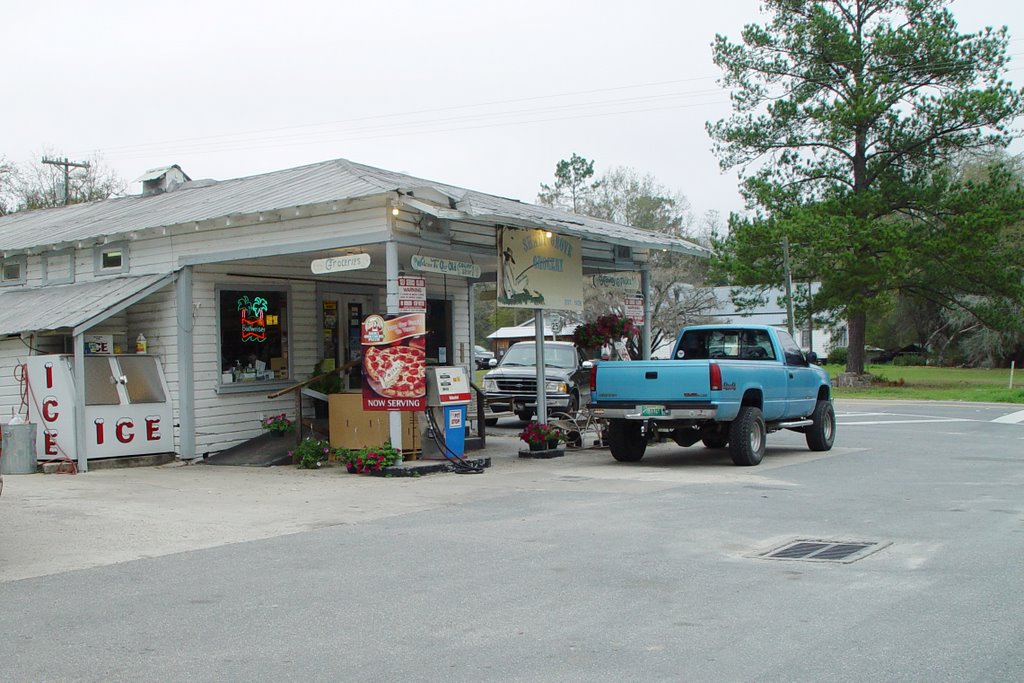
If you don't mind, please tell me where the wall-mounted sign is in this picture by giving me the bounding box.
[497,227,583,311]
[85,335,114,355]
[311,253,371,274]
[625,295,645,324]
[410,254,481,279]
[592,271,641,291]
[397,276,426,313]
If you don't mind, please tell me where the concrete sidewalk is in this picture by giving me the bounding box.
[0,432,822,583]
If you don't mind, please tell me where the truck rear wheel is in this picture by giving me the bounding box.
[608,420,646,462]
[805,400,836,451]
[729,406,765,466]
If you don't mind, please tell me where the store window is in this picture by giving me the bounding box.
[218,287,289,385]
[94,242,129,275]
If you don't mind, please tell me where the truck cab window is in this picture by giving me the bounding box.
[775,330,807,366]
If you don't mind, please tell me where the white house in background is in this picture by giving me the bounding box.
[486,317,581,356]
[703,284,844,359]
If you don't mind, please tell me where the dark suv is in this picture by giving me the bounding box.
[482,341,592,424]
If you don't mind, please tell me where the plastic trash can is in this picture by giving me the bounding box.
[1,423,38,474]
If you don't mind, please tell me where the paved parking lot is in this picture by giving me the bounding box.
[1,398,1022,681]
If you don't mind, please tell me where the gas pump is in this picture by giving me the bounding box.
[424,366,473,460]
[422,366,483,473]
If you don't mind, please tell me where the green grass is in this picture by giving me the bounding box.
[826,364,1024,404]
[477,364,1024,403]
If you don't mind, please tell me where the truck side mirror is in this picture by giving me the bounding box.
[488,358,498,368]
[581,360,593,370]
[806,351,818,365]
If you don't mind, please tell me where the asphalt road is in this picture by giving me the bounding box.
[1,399,1022,682]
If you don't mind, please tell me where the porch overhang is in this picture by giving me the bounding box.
[0,272,176,337]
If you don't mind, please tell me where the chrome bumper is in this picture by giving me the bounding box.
[591,406,717,420]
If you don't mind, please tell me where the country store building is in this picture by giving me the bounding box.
[0,158,707,471]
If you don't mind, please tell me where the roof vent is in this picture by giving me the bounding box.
[134,165,192,197]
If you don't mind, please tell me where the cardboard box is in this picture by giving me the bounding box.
[328,393,421,453]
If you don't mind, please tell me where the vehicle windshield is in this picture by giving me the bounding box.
[499,345,577,369]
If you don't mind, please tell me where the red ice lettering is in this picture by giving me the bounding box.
[44,429,59,456]
[146,417,161,441]
[42,397,59,422]
[116,419,135,444]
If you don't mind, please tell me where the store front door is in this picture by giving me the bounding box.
[319,291,374,391]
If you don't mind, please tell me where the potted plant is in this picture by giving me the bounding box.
[339,442,401,474]
[519,422,565,451]
[291,437,332,469]
[261,412,295,436]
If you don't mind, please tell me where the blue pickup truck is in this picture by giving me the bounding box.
[590,325,835,466]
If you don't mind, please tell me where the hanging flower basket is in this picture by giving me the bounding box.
[572,314,638,358]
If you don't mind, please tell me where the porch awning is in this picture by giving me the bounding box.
[0,273,176,337]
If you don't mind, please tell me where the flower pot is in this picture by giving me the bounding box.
[546,439,560,450]
[528,441,545,452]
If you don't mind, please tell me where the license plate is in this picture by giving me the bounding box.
[639,405,668,417]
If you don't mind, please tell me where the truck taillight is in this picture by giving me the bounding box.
[709,362,722,391]
[590,363,598,394]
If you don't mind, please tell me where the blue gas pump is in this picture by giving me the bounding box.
[425,366,473,458]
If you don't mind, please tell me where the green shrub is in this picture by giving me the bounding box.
[827,347,848,365]
[893,354,928,366]
[292,437,332,469]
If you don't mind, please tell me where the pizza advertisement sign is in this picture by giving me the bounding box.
[361,313,427,411]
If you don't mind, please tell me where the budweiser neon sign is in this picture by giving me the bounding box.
[237,295,268,342]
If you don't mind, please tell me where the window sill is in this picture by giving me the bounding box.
[216,380,292,395]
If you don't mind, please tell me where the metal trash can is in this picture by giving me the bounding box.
[1,423,38,474]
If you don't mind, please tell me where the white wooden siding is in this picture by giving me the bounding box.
[0,339,28,421]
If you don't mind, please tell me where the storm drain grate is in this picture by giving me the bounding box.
[757,539,886,563]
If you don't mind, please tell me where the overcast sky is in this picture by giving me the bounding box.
[3,0,1021,225]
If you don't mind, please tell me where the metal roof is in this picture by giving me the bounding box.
[0,273,174,336]
[0,158,710,257]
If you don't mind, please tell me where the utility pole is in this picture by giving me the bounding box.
[42,157,89,206]
[781,236,796,339]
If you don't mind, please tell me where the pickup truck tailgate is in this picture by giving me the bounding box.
[592,360,711,404]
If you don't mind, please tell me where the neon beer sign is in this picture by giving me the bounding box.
[238,295,268,342]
